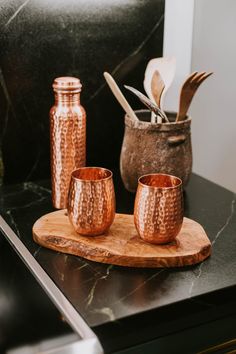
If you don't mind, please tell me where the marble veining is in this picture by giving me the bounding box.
[23,181,51,195]
[112,14,164,76]
[113,269,165,305]
[55,254,68,282]
[72,258,103,276]
[8,190,47,209]
[188,195,236,296]
[75,263,88,271]
[0,68,14,112]
[5,210,21,238]
[92,307,115,322]
[5,0,31,27]
[1,181,51,238]
[86,265,113,308]
[88,13,164,103]
[211,197,235,246]
[0,68,15,142]
[33,245,42,258]
[188,266,203,297]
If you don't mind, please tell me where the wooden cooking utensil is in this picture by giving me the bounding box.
[144,57,176,110]
[151,70,165,123]
[176,71,213,122]
[151,70,165,108]
[103,72,139,122]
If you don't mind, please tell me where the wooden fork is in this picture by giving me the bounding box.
[176,71,213,122]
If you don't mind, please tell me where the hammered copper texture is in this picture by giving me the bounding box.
[50,77,86,209]
[134,174,183,244]
[120,110,192,192]
[67,167,115,236]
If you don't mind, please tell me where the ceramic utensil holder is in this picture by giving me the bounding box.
[120,110,192,192]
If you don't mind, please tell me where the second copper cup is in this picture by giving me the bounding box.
[134,173,183,244]
[67,167,115,236]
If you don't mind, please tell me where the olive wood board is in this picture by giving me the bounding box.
[32,210,211,268]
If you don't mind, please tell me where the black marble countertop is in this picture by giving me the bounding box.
[1,173,236,353]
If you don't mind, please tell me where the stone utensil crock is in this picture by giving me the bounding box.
[120,110,192,192]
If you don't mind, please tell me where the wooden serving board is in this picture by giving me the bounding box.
[32,210,211,268]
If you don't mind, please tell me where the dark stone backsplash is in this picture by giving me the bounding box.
[0,0,164,184]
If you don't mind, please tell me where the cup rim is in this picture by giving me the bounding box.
[138,173,182,190]
[71,167,113,182]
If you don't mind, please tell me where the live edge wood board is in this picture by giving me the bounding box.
[33,210,211,268]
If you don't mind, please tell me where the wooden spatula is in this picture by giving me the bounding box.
[103,72,139,122]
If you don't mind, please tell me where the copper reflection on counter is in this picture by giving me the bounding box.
[67,167,116,236]
[50,77,86,209]
[134,173,183,244]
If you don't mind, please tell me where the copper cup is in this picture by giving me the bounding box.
[134,173,183,244]
[67,167,115,236]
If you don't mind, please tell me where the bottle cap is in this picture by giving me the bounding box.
[53,77,82,92]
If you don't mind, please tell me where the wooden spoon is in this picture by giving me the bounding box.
[103,72,139,121]
[151,70,165,108]
[144,57,176,110]
[176,71,213,122]
[151,70,165,123]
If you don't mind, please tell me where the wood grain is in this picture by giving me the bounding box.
[32,210,211,268]
[151,70,165,108]
[176,71,213,122]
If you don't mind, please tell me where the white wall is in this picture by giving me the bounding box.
[163,0,194,111]
[190,0,236,193]
[164,0,236,193]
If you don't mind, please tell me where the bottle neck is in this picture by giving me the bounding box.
[54,91,81,106]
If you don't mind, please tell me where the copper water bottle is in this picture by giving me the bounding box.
[50,77,86,209]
